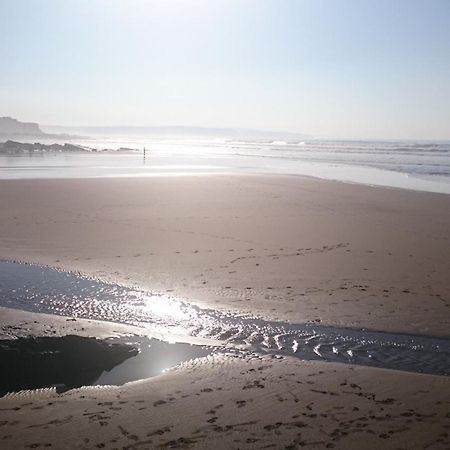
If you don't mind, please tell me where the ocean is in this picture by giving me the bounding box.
[1,136,449,194]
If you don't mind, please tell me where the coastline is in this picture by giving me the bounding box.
[2,138,450,194]
[1,174,449,449]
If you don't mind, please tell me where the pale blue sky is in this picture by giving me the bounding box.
[1,0,450,139]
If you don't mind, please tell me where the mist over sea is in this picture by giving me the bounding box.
[1,136,450,194]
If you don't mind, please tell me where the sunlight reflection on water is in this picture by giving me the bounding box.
[1,261,449,376]
[1,136,450,193]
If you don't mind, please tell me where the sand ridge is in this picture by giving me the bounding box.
[1,354,449,449]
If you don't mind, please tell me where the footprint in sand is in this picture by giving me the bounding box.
[153,400,167,407]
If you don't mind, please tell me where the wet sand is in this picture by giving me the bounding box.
[0,175,449,448]
[0,175,449,335]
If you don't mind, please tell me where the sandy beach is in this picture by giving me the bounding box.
[0,310,449,449]
[1,175,449,449]
[3,0,450,447]
[0,175,449,335]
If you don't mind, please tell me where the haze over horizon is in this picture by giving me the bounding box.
[1,0,450,140]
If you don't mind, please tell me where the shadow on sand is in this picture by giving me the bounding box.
[0,335,137,396]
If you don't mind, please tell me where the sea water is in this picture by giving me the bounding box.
[1,137,450,194]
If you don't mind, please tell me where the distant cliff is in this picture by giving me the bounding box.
[0,117,44,138]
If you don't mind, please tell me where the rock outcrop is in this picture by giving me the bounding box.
[0,140,138,154]
[0,140,91,154]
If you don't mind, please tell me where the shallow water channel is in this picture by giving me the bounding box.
[0,261,449,391]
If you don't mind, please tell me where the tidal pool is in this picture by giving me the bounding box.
[0,334,214,395]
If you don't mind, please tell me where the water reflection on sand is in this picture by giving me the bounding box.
[1,261,449,378]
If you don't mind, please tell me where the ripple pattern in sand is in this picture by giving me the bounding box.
[0,261,449,376]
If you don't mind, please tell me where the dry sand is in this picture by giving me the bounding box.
[0,310,449,450]
[1,344,449,449]
[1,175,449,449]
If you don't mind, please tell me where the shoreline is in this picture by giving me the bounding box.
[2,148,450,194]
[3,170,450,196]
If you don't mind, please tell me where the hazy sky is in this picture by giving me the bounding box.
[1,0,450,139]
